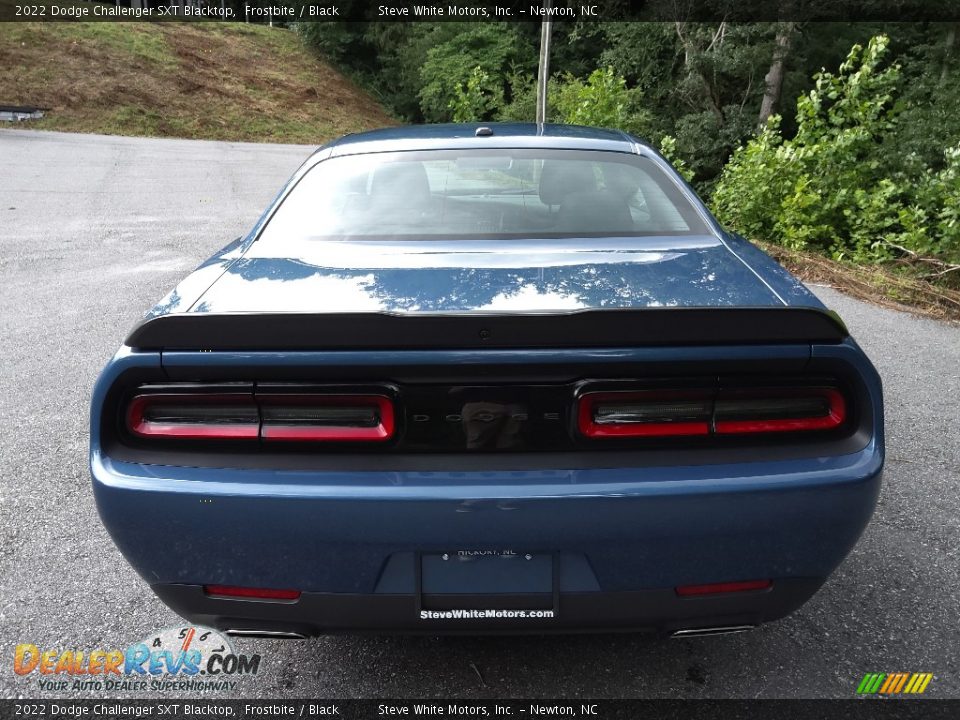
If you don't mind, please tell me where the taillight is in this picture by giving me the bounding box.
[125,391,395,443]
[203,585,300,601]
[259,394,394,442]
[577,386,847,439]
[578,391,711,438]
[714,388,845,434]
[127,394,260,440]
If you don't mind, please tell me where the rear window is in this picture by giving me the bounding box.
[258,149,710,242]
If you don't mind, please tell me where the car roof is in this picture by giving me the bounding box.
[322,122,649,157]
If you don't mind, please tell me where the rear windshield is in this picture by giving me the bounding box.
[257,149,710,242]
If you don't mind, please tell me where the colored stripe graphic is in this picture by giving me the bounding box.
[859,673,887,694]
[879,674,898,694]
[912,673,933,694]
[892,673,909,693]
[857,674,880,694]
[858,672,932,694]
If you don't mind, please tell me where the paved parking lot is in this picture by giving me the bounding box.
[1,129,958,699]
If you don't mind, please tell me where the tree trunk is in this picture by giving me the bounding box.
[758,22,796,128]
[675,22,725,124]
[942,23,957,86]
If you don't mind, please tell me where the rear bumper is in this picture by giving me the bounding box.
[91,340,884,634]
[153,578,825,636]
[92,443,881,634]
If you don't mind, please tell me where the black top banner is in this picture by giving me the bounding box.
[3,0,960,22]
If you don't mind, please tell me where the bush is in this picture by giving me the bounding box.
[418,24,525,122]
[712,34,960,268]
[552,67,650,135]
[448,66,502,122]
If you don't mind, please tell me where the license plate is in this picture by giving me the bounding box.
[420,551,553,595]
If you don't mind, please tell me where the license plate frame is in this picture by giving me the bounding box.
[416,550,559,615]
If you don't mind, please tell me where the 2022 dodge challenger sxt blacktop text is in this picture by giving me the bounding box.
[91,124,883,636]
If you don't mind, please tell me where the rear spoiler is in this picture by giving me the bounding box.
[126,308,848,351]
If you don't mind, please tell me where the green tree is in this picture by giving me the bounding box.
[552,67,650,135]
[448,66,502,122]
[712,35,960,270]
[418,23,527,122]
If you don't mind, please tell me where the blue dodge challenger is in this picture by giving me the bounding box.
[91,124,883,636]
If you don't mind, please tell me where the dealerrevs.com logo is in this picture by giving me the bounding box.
[14,626,260,692]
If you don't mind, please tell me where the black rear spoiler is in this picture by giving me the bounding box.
[126,308,848,351]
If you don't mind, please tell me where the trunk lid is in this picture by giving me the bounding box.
[127,236,847,351]
[187,236,785,314]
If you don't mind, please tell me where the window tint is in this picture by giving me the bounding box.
[258,149,709,242]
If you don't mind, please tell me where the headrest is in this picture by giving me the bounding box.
[538,160,597,206]
[601,163,642,200]
[556,191,634,233]
[370,161,430,197]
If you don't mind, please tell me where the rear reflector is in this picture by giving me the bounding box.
[578,386,846,439]
[676,579,772,597]
[203,585,301,601]
[259,394,394,442]
[127,394,260,440]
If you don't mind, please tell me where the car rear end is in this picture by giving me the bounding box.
[91,322,882,636]
[90,126,883,636]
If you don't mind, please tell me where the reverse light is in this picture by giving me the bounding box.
[203,585,301,601]
[258,394,394,442]
[676,579,772,597]
[126,394,259,440]
[577,391,712,438]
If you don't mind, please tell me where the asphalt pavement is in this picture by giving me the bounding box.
[1,129,958,700]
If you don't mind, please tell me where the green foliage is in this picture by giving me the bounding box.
[294,9,369,66]
[498,71,537,122]
[880,24,960,173]
[671,106,756,191]
[448,66,502,122]
[658,136,695,183]
[297,19,960,274]
[552,67,647,133]
[712,35,960,268]
[418,23,526,122]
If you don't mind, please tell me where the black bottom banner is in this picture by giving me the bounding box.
[1,700,957,720]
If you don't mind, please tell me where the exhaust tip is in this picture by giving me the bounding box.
[671,624,756,638]
[225,629,307,640]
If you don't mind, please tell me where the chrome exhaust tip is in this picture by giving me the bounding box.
[671,624,755,638]
[225,629,307,639]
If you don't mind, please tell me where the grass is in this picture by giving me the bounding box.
[0,22,396,143]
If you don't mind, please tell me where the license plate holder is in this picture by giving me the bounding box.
[417,551,557,613]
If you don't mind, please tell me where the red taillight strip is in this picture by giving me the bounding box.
[577,387,847,439]
[126,394,260,440]
[714,388,846,434]
[203,585,300,601]
[259,394,395,442]
[676,579,772,597]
